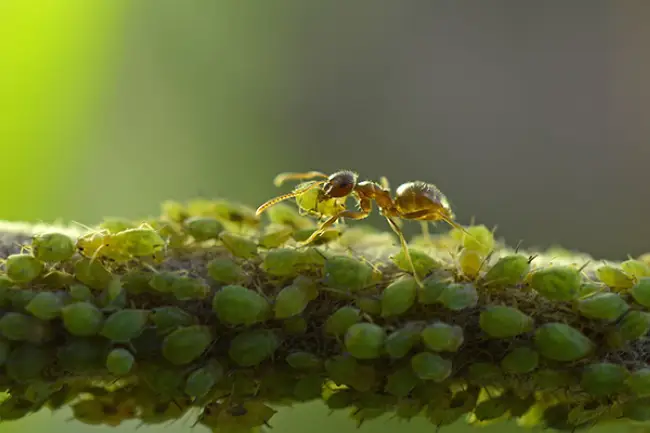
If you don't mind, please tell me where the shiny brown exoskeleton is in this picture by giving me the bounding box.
[256,170,472,287]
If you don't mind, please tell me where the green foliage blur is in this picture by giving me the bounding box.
[0,1,638,433]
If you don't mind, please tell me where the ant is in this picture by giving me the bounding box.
[256,170,477,287]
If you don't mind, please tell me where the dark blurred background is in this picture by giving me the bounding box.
[1,1,649,432]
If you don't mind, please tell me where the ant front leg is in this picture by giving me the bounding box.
[300,210,369,246]
[385,217,424,288]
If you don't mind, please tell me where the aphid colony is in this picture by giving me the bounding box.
[0,174,649,431]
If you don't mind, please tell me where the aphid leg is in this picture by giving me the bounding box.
[273,171,328,187]
[379,176,390,190]
[256,181,325,216]
[300,210,369,246]
[384,217,423,288]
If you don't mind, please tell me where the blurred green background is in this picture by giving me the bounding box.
[2,1,650,432]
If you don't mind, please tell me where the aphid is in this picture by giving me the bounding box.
[421,322,464,352]
[76,224,166,265]
[31,232,75,262]
[161,325,213,365]
[410,352,452,382]
[479,306,534,339]
[257,170,477,287]
[344,323,386,360]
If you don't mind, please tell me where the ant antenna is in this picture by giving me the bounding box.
[256,181,326,215]
[273,171,327,187]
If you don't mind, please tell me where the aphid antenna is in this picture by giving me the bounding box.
[70,220,97,233]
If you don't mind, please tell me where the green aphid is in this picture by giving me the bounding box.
[500,347,539,374]
[421,322,464,352]
[410,352,452,382]
[293,375,325,401]
[384,324,421,359]
[0,312,49,343]
[212,285,270,326]
[274,283,314,319]
[529,266,581,301]
[56,337,109,373]
[0,339,9,365]
[467,362,504,386]
[148,271,179,293]
[596,264,635,291]
[150,306,196,334]
[473,395,510,421]
[121,270,154,295]
[618,310,650,341]
[324,306,361,337]
[162,325,213,365]
[577,281,606,298]
[621,259,650,279]
[437,282,478,311]
[622,397,650,422]
[100,309,150,342]
[105,348,135,375]
[25,292,64,320]
[6,344,50,382]
[395,398,424,420]
[207,257,246,284]
[458,248,485,279]
[286,351,322,371]
[101,277,126,311]
[38,270,75,290]
[459,224,495,254]
[391,248,439,279]
[261,248,306,278]
[482,255,531,287]
[184,216,224,242]
[323,255,374,292]
[5,254,44,283]
[533,369,577,390]
[228,329,280,367]
[61,302,104,337]
[325,355,376,392]
[326,390,355,410]
[74,258,112,290]
[31,232,75,262]
[265,203,313,230]
[344,323,386,360]
[384,367,420,398]
[576,292,629,321]
[381,275,417,317]
[258,226,294,249]
[139,364,185,398]
[355,296,381,315]
[9,289,36,311]
[24,382,60,404]
[148,218,187,249]
[171,276,209,301]
[534,323,594,362]
[112,227,166,257]
[283,316,308,334]
[580,362,629,397]
[626,368,650,397]
[161,200,189,223]
[99,218,136,233]
[479,306,534,338]
[630,277,650,307]
[219,232,258,259]
[184,360,224,398]
[417,276,449,305]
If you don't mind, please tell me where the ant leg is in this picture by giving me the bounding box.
[273,171,328,187]
[301,210,369,246]
[420,221,431,242]
[385,217,423,288]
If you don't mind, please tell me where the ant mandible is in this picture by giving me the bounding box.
[256,170,476,287]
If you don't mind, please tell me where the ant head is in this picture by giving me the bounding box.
[322,170,358,198]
